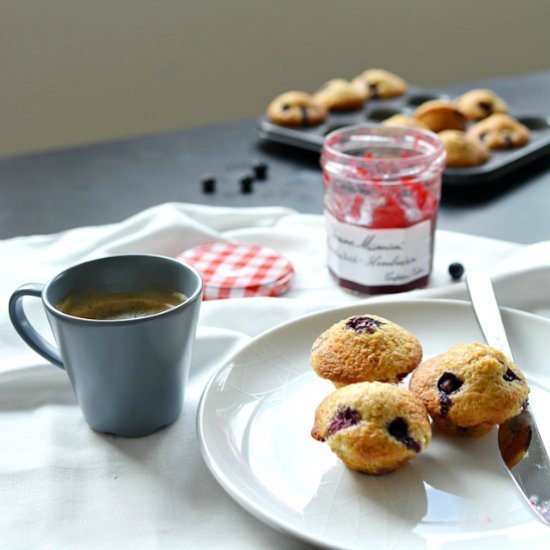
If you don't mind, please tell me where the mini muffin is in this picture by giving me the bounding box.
[311,381,431,474]
[456,89,508,121]
[409,342,529,437]
[313,78,366,111]
[382,114,430,130]
[439,129,491,167]
[351,68,407,99]
[467,113,530,149]
[266,91,328,127]
[415,99,467,133]
[310,314,422,387]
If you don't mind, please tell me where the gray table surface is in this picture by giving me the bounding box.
[1,69,549,243]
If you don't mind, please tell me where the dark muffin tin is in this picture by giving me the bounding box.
[257,86,550,186]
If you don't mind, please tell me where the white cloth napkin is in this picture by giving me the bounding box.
[1,202,550,549]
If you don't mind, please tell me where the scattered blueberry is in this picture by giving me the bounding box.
[448,262,465,280]
[201,174,216,194]
[240,175,254,194]
[252,160,268,181]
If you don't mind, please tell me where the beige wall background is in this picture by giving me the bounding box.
[2,0,549,157]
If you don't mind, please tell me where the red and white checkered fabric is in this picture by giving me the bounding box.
[178,242,294,300]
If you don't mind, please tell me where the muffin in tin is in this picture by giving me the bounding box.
[409,342,529,437]
[351,68,407,99]
[467,113,530,149]
[313,78,366,111]
[439,129,491,167]
[311,381,431,474]
[415,99,467,133]
[456,88,508,121]
[266,91,328,127]
[310,314,423,387]
[382,113,430,130]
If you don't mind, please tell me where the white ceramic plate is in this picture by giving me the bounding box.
[197,299,550,549]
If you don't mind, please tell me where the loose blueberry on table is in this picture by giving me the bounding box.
[448,262,465,280]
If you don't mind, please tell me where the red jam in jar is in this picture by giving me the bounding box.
[321,124,446,294]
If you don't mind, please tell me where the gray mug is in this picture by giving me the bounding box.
[8,254,203,437]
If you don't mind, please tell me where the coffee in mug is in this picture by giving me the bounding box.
[56,287,187,320]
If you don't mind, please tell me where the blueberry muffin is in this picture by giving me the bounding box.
[310,314,423,387]
[456,89,508,121]
[313,78,366,111]
[409,342,529,437]
[351,68,407,99]
[467,113,530,149]
[415,99,467,133]
[439,129,491,167]
[311,381,431,474]
[266,91,328,127]
[382,114,430,130]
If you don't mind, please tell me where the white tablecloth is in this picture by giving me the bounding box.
[2,202,550,549]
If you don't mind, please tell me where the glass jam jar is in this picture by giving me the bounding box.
[321,124,446,294]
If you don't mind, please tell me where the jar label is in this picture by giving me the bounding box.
[325,211,432,286]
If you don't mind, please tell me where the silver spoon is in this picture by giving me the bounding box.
[466,272,550,525]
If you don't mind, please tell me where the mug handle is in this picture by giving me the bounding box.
[8,283,64,369]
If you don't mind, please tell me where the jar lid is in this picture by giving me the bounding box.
[178,242,294,300]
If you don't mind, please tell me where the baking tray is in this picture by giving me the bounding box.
[257,86,550,186]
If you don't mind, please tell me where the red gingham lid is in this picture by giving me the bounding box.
[178,242,294,300]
